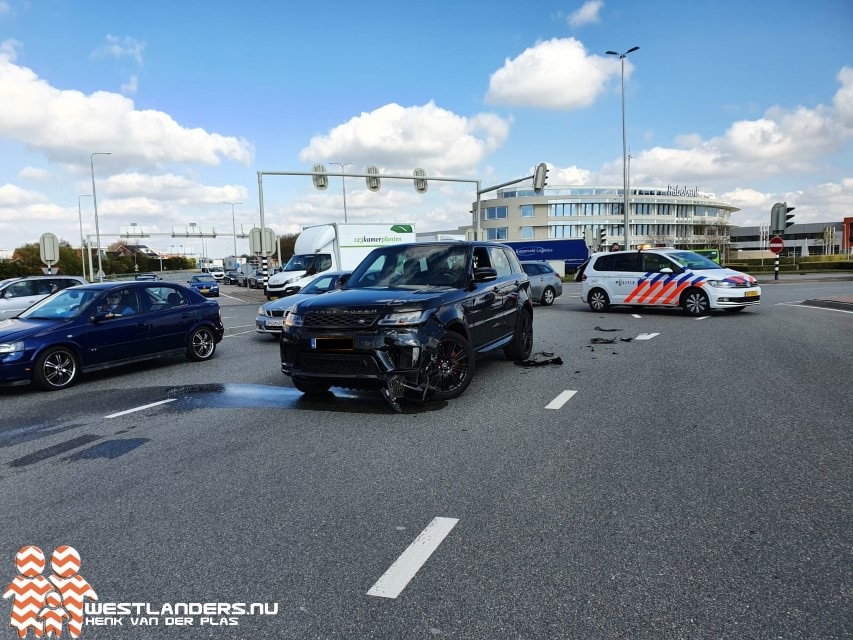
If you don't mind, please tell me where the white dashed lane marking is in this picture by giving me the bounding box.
[635,333,660,340]
[367,517,459,599]
[546,390,578,410]
[104,399,176,419]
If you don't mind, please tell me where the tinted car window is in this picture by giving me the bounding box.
[642,253,676,272]
[5,281,37,297]
[596,253,639,271]
[489,246,512,277]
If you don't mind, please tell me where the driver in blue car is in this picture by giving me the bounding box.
[100,291,135,318]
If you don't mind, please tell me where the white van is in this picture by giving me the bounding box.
[580,248,760,315]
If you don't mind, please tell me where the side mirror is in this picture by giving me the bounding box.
[659,267,674,274]
[473,267,498,283]
[338,274,351,286]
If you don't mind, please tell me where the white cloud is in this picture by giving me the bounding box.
[121,74,138,95]
[0,43,253,168]
[0,183,46,207]
[298,101,511,173]
[485,38,624,109]
[569,1,604,27]
[18,166,47,180]
[91,35,146,66]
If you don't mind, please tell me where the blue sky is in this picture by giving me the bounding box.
[1,0,851,259]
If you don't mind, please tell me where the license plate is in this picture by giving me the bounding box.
[311,337,354,351]
[745,290,758,297]
[200,288,209,293]
[266,318,283,327]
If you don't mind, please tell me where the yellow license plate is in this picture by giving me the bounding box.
[200,288,209,293]
[745,290,758,297]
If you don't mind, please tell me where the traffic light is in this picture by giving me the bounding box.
[584,228,594,248]
[533,162,549,192]
[599,228,607,248]
[312,164,328,190]
[365,165,381,192]
[413,168,428,194]
[771,201,795,234]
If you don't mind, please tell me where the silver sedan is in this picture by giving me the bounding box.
[520,261,563,305]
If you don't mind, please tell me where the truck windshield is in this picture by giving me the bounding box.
[284,253,331,271]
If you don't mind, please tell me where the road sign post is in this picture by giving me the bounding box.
[769,236,784,280]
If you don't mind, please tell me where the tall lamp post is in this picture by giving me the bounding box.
[329,161,354,223]
[90,152,111,281]
[605,46,639,250]
[77,194,92,279]
[224,202,242,258]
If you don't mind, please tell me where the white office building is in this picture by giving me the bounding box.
[475,184,739,250]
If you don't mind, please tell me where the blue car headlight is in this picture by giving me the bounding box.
[0,341,25,362]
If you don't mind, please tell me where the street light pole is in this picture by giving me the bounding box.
[606,46,639,250]
[329,161,355,223]
[90,152,111,281]
[224,202,242,258]
[77,194,92,279]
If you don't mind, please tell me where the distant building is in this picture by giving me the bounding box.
[730,222,845,258]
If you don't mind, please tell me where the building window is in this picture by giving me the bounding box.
[521,204,535,218]
[520,226,534,239]
[487,227,508,240]
[548,226,571,238]
[484,206,507,220]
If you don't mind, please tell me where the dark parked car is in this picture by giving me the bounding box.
[224,270,240,285]
[233,270,248,287]
[279,241,533,411]
[187,274,219,297]
[134,272,161,281]
[0,282,224,390]
[247,269,264,289]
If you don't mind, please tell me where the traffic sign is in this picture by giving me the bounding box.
[769,236,784,254]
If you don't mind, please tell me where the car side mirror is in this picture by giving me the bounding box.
[473,267,498,282]
[338,274,350,286]
[660,267,674,274]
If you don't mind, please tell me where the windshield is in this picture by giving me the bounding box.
[666,251,724,270]
[346,245,468,289]
[193,275,216,282]
[18,288,99,320]
[282,254,316,271]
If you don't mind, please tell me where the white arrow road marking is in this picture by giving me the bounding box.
[367,517,459,599]
[635,333,660,340]
[695,315,711,321]
[546,390,578,410]
[105,399,175,419]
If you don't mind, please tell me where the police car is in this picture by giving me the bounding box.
[580,248,760,315]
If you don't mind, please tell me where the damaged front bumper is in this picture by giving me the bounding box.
[280,319,448,411]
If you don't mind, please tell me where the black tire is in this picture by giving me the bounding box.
[33,347,79,391]
[428,332,474,401]
[186,326,217,361]
[682,289,710,316]
[540,286,556,306]
[587,288,610,312]
[725,306,745,313]
[504,309,533,361]
[292,378,331,394]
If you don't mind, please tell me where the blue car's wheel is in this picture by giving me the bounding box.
[187,326,217,362]
[34,347,79,391]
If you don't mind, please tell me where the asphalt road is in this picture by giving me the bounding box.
[1,278,851,639]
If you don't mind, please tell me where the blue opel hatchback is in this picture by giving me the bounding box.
[0,281,224,390]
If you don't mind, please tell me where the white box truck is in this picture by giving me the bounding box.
[265,223,416,299]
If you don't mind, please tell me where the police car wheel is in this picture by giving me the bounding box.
[588,288,610,312]
[682,289,710,316]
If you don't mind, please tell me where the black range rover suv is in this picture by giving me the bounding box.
[279,241,534,410]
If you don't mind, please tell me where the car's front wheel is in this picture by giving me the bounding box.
[291,378,331,395]
[428,332,474,400]
[33,347,79,391]
[540,286,556,306]
[587,288,610,312]
[682,289,710,316]
[186,326,217,361]
[504,309,533,361]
